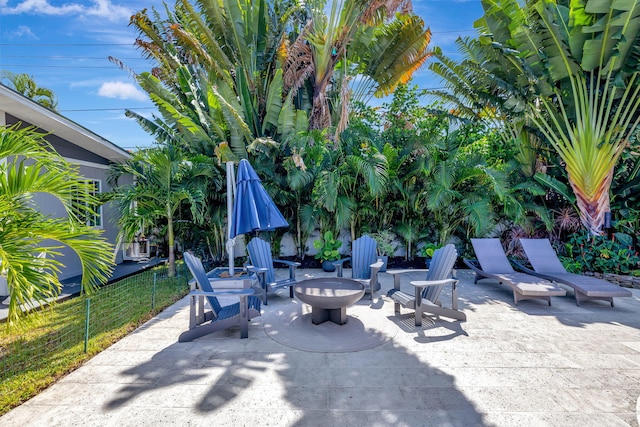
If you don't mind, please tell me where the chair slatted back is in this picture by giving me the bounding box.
[183,252,222,317]
[247,238,275,284]
[351,235,377,280]
[424,244,458,302]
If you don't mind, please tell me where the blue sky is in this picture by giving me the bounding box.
[0,0,483,151]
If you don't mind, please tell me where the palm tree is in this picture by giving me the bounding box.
[428,37,550,181]
[126,65,254,158]
[374,85,445,258]
[421,146,503,246]
[0,125,113,324]
[107,144,219,276]
[123,0,305,158]
[474,0,640,234]
[299,127,387,238]
[284,0,432,132]
[1,71,58,110]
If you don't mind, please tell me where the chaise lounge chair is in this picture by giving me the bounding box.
[180,252,261,341]
[463,238,566,306]
[387,244,466,326]
[518,238,632,307]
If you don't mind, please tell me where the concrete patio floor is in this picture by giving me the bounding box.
[2,268,640,426]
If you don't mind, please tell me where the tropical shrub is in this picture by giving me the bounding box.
[372,230,397,257]
[107,145,218,276]
[559,233,640,275]
[313,231,342,262]
[420,243,441,258]
[0,125,113,324]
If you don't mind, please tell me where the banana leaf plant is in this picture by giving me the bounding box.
[476,0,640,235]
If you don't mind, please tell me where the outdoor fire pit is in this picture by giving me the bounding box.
[294,278,365,325]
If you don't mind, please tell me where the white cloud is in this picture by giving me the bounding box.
[1,0,131,22]
[84,0,131,21]
[8,25,39,39]
[97,81,147,101]
[2,0,84,15]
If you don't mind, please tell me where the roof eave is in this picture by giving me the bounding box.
[0,84,132,163]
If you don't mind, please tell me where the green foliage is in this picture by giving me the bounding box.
[614,208,640,239]
[560,233,640,275]
[313,231,342,261]
[302,0,431,130]
[108,144,219,276]
[611,148,640,212]
[420,242,442,258]
[372,230,397,256]
[474,0,640,235]
[124,0,306,159]
[0,125,113,325]
[120,1,580,260]
[1,70,58,110]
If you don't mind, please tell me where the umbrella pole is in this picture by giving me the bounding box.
[226,161,234,275]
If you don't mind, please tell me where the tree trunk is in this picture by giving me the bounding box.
[296,203,303,259]
[569,168,614,236]
[167,205,176,277]
[310,90,331,130]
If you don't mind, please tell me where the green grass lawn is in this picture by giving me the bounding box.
[0,265,188,415]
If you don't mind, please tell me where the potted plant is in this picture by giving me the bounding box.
[420,242,441,268]
[313,231,343,272]
[373,230,397,272]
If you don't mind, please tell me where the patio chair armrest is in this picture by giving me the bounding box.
[190,289,255,297]
[368,260,385,286]
[386,268,429,290]
[273,259,301,267]
[245,265,269,274]
[409,278,458,289]
[369,260,385,276]
[333,257,351,278]
[386,268,429,276]
[188,275,256,291]
[273,259,301,279]
[370,260,384,270]
[410,278,461,313]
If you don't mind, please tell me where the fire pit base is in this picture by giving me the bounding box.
[311,306,349,325]
[294,278,365,325]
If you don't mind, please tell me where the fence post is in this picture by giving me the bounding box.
[152,272,157,310]
[84,298,91,353]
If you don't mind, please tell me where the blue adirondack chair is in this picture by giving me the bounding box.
[386,244,466,326]
[246,237,300,305]
[180,252,261,341]
[334,235,382,298]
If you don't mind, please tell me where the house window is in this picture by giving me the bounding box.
[74,179,102,228]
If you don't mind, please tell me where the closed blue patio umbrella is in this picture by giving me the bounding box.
[230,159,288,239]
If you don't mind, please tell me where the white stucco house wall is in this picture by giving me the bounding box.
[0,83,133,284]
